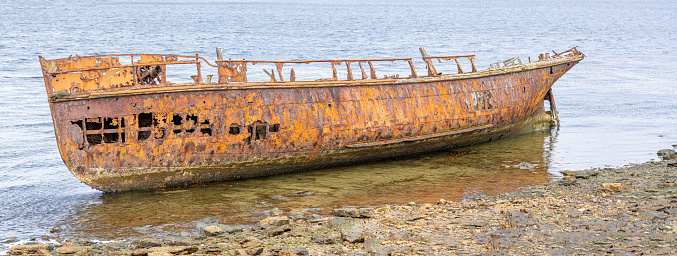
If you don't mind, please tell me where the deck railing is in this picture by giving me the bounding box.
[39,54,217,99]
[215,58,418,84]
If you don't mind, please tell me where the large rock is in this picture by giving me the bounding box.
[657,149,676,160]
[340,220,376,243]
[203,225,224,236]
[7,244,52,255]
[637,208,669,220]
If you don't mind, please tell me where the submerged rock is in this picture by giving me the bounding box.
[332,207,373,218]
[260,216,290,226]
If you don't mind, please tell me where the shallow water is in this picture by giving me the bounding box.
[1,0,676,252]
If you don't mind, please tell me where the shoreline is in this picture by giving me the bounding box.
[7,159,677,255]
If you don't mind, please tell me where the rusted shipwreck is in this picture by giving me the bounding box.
[39,47,584,192]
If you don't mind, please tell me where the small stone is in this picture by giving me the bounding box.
[266,225,291,237]
[262,207,283,216]
[50,226,62,234]
[331,207,372,218]
[406,215,426,221]
[135,238,162,248]
[560,170,578,177]
[3,237,19,244]
[575,173,591,179]
[505,210,536,228]
[56,245,90,254]
[292,191,315,196]
[106,241,128,250]
[311,232,341,244]
[240,236,262,248]
[451,218,488,228]
[437,198,448,205]
[203,225,223,236]
[602,183,623,193]
[260,216,290,226]
[308,217,329,223]
[233,248,249,255]
[271,195,287,200]
[406,202,417,206]
[278,247,309,256]
[517,162,536,170]
[163,235,196,246]
[558,179,576,186]
[248,248,264,255]
[222,225,243,234]
[489,231,515,249]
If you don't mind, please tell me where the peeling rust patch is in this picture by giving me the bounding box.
[39,47,584,192]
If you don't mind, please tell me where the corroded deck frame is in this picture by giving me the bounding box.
[40,48,584,192]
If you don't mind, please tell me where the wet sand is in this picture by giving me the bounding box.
[8,158,677,255]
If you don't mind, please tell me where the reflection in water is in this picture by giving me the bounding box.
[58,129,556,240]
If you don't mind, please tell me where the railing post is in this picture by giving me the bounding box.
[195,54,202,84]
[345,61,353,81]
[407,59,417,78]
[454,58,463,74]
[275,62,284,81]
[469,57,477,72]
[358,62,367,79]
[331,62,338,80]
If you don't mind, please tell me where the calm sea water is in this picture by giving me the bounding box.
[1,0,676,252]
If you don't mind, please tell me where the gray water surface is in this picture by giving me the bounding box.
[1,0,676,252]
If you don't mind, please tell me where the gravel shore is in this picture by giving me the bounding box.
[8,159,677,255]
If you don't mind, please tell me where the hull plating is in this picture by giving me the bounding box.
[42,50,583,192]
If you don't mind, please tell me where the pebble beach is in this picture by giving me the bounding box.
[7,154,677,255]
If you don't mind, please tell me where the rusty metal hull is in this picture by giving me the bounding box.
[42,50,583,192]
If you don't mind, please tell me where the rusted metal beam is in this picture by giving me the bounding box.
[421,52,477,75]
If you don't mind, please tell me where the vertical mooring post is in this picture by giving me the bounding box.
[216,47,224,61]
[419,47,438,76]
[546,89,560,126]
